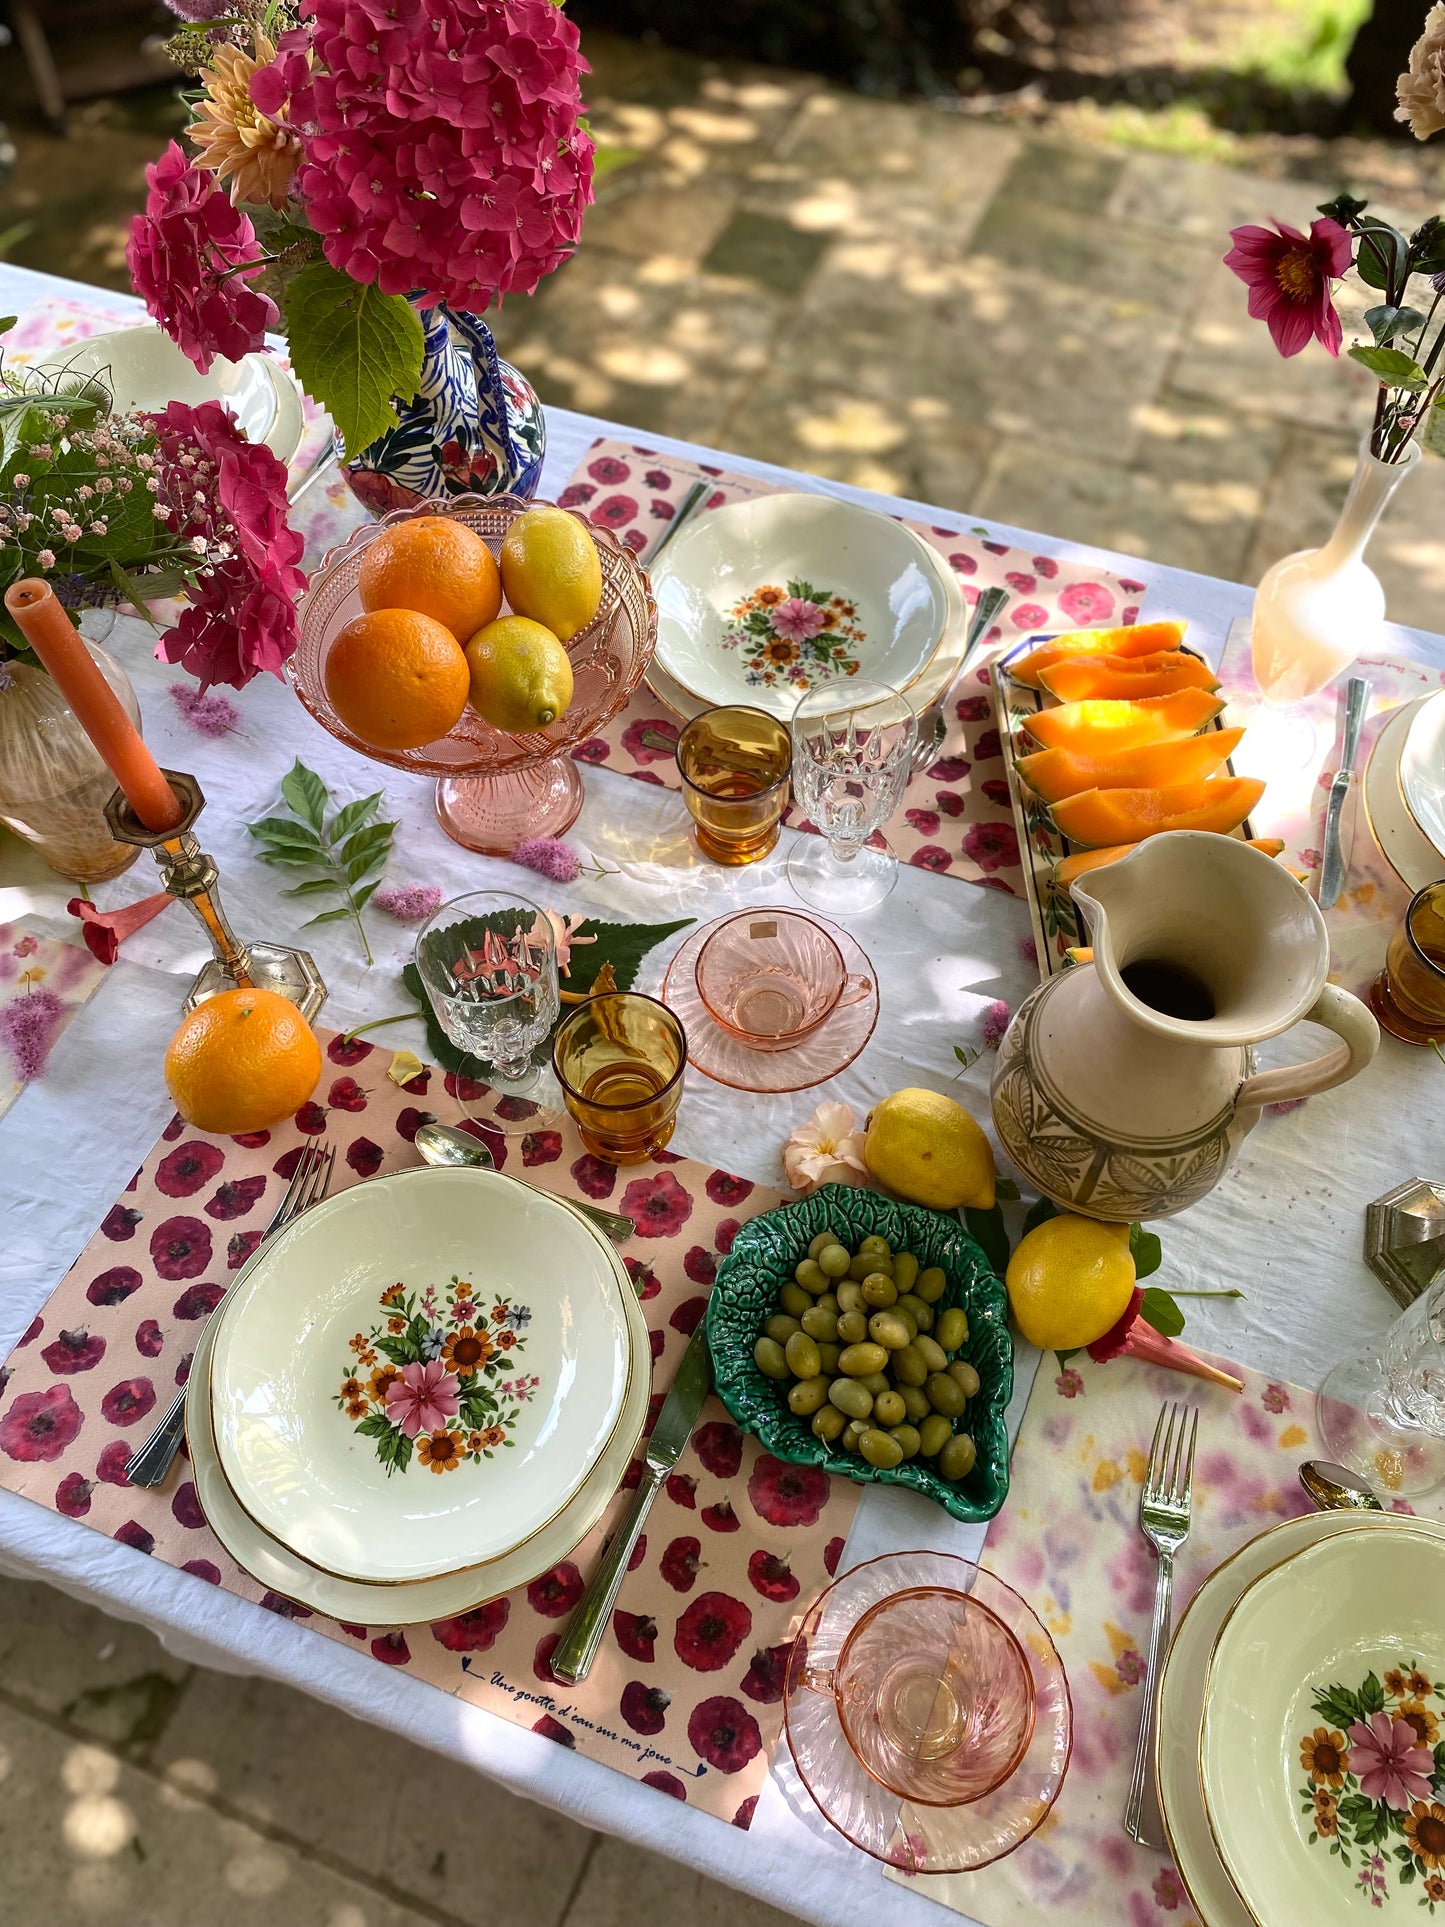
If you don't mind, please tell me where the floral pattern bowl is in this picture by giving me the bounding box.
[1200,1522,1445,1922]
[704,1184,1012,1523]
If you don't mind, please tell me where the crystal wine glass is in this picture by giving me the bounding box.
[414,890,564,1136]
[1318,1279,1445,1496]
[788,679,917,914]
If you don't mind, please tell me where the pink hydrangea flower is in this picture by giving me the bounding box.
[771,597,827,644]
[126,142,277,374]
[373,883,444,923]
[384,1359,460,1439]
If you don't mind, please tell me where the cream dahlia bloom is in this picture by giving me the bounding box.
[1397,4,1445,140]
[189,36,302,210]
[782,1101,868,1196]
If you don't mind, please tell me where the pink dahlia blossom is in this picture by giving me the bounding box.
[251,0,594,312]
[1348,1712,1435,1810]
[127,142,277,373]
[1223,217,1352,358]
[384,1358,461,1439]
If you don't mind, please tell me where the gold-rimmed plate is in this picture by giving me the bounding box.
[1363,698,1445,893]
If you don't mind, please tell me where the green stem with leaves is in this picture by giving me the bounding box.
[249,761,397,967]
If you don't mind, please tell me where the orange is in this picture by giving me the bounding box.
[1009,621,1186,689]
[1049,776,1266,848]
[324,608,470,751]
[358,516,502,642]
[164,988,322,1135]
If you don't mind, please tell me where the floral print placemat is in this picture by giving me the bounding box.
[0,1029,857,1827]
[558,438,1145,893]
[894,1350,1445,1925]
[0,922,108,1122]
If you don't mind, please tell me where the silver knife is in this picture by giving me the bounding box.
[551,1322,711,1686]
[1319,676,1371,909]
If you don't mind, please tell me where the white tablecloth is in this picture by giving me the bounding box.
[0,262,1438,1927]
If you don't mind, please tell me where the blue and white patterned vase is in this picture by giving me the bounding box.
[341,302,546,517]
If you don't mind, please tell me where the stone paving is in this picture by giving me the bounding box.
[3,25,1445,1926]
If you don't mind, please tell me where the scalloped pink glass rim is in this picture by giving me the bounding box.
[288,493,658,779]
[783,1551,1073,1873]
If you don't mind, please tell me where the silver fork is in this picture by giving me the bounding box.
[1124,1400,1198,1848]
[124,1142,335,1488]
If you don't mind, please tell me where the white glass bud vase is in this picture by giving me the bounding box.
[1251,437,1420,705]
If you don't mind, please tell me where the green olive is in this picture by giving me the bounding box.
[829,1378,874,1420]
[900,1384,931,1422]
[939,1432,977,1481]
[892,1306,918,1341]
[847,1252,876,1282]
[818,1241,851,1279]
[815,1291,841,1316]
[764,1313,801,1345]
[858,1234,892,1257]
[919,1413,953,1458]
[861,1273,898,1308]
[794,1258,828,1295]
[858,1371,891,1397]
[808,1230,839,1260]
[891,1252,920,1294]
[868,1311,912,1352]
[754,1336,789,1379]
[842,1418,869,1452]
[801,1306,838,1343]
[817,1342,841,1375]
[926,1371,967,1418]
[785,1331,822,1379]
[872,1388,906,1428]
[947,1359,981,1398]
[897,1293,934,1333]
[935,1307,969,1353]
[915,1334,948,1374]
[839,1342,889,1377]
[835,1309,868,1345]
[779,1282,811,1318]
[812,1404,847,1442]
[889,1423,922,1460]
[916,1265,947,1304]
[788,1374,831,1416]
[891,1343,928,1387]
[859,1427,904,1470]
[835,1280,864,1315]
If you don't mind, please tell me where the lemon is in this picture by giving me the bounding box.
[863,1088,995,1211]
[1005,1215,1136,1350]
[465,616,574,733]
[499,505,603,643]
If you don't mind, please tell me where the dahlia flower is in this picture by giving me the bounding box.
[126,142,277,373]
[1397,4,1445,140]
[189,35,304,210]
[250,0,595,312]
[1223,217,1352,359]
[782,1101,868,1195]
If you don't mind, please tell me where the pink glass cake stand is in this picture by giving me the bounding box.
[290,495,657,856]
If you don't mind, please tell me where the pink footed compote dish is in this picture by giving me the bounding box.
[290,495,658,855]
[783,1551,1072,1873]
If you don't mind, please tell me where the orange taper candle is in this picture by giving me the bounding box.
[4,578,183,833]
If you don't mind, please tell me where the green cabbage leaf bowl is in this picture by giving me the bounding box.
[706,1183,1012,1523]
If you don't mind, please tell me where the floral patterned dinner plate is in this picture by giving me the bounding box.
[208,1164,636,1586]
[1199,1522,1445,1923]
[649,493,958,720]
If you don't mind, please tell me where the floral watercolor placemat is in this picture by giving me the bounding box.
[0,922,107,1122]
[558,438,1146,893]
[1219,617,1445,1001]
[893,1350,1445,1925]
[0,1028,857,1826]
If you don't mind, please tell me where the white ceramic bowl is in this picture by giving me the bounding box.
[187,1214,650,1623]
[32,323,305,470]
[209,1165,635,1586]
[651,493,955,720]
[1401,688,1445,864]
[1363,699,1445,891]
[1200,1523,1445,1925]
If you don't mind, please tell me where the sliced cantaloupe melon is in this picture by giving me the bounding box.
[1037,651,1221,704]
[1049,776,1266,849]
[1020,688,1224,753]
[1009,620,1185,690]
[1018,727,1244,803]
[1050,836,1283,891]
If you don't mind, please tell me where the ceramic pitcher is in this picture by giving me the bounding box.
[990,832,1380,1221]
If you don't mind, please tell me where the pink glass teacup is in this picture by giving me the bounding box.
[694,908,872,1053]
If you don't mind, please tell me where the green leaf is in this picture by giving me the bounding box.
[329,792,383,843]
[281,760,328,832]
[1360,1670,1386,1714]
[1022,1196,1059,1236]
[1354,218,1409,293]
[302,907,354,927]
[1349,343,1429,388]
[346,850,388,886]
[963,1203,1009,1277]
[1129,1223,1163,1278]
[250,816,323,851]
[1140,1287,1184,1338]
[353,1413,392,1440]
[1054,1349,1080,1371]
[282,878,342,899]
[1316,1684,1365,1727]
[340,822,396,871]
[994,1176,1020,1202]
[254,847,329,871]
[353,879,381,910]
[1364,305,1429,347]
[283,260,426,457]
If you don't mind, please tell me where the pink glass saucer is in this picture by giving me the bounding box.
[783,1552,1073,1873]
[661,911,878,1092]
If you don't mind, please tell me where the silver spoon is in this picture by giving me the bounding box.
[1299,1459,1384,1511]
[414,1121,634,1244]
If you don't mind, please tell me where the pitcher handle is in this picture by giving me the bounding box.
[1234,983,1380,1115]
[448,306,520,480]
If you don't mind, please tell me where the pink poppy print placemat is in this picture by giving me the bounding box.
[896,1350,1445,1924]
[558,438,1146,894]
[0,1028,857,1826]
[0,922,108,1123]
